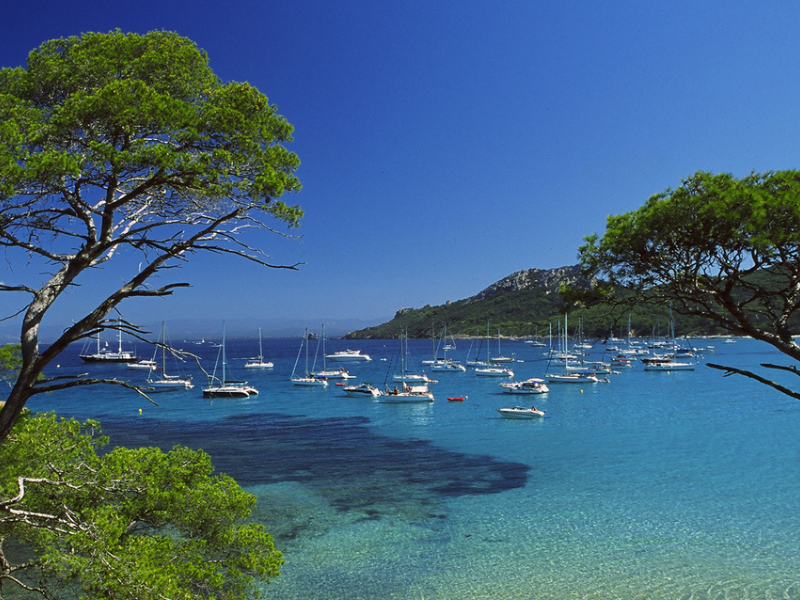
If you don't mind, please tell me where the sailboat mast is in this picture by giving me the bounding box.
[221,321,227,385]
[161,321,166,374]
[305,327,310,376]
[486,320,490,363]
[321,324,326,370]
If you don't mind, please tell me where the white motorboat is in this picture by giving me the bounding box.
[393,372,436,384]
[497,406,545,419]
[430,360,466,373]
[475,366,514,377]
[127,359,157,370]
[643,360,696,371]
[203,322,258,398]
[316,368,355,379]
[500,378,549,394]
[244,328,274,368]
[342,382,382,397]
[325,349,372,362]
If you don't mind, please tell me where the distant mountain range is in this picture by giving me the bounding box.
[344,265,719,340]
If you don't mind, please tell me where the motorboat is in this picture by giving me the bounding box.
[315,368,355,379]
[475,366,514,377]
[643,360,696,371]
[325,349,372,362]
[342,382,382,397]
[127,359,157,369]
[430,360,467,373]
[497,406,545,419]
[393,372,436,384]
[500,378,549,394]
[202,383,257,398]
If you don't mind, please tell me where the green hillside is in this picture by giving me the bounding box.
[345,266,720,340]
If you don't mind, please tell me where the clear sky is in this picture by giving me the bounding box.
[1,0,800,338]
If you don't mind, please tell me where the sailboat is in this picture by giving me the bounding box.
[393,331,436,384]
[546,314,599,384]
[148,321,193,389]
[291,328,328,387]
[525,326,547,347]
[244,328,274,368]
[475,321,514,377]
[380,331,434,402]
[312,324,354,379]
[489,329,515,363]
[79,321,137,363]
[641,309,697,371]
[203,321,258,398]
[430,324,466,372]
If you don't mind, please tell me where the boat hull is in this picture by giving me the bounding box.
[202,385,257,398]
[497,407,545,419]
[80,353,137,363]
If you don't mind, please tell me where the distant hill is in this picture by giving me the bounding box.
[344,265,721,340]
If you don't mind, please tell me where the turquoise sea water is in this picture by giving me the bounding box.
[27,336,800,599]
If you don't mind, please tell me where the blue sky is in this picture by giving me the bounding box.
[2,0,800,338]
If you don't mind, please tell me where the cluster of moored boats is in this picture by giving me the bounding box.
[78,318,706,414]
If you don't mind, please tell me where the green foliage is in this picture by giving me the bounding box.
[579,171,800,342]
[0,29,302,223]
[346,281,712,340]
[0,344,21,388]
[0,412,282,599]
[578,169,800,398]
[0,29,305,445]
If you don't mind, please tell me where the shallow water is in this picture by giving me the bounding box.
[29,336,800,599]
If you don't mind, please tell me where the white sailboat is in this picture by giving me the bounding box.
[475,321,513,377]
[244,327,274,369]
[291,328,328,387]
[148,321,193,389]
[430,324,466,372]
[490,329,515,363]
[312,324,354,379]
[380,331,434,403]
[203,322,258,398]
[546,314,599,384]
[79,320,137,363]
